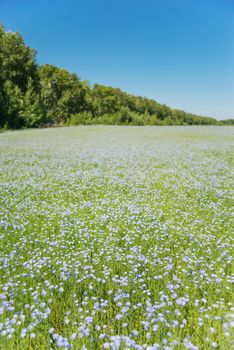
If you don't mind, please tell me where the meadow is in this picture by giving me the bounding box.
[0,126,233,350]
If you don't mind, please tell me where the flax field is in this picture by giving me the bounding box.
[0,126,233,350]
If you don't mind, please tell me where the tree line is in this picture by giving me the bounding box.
[0,25,232,129]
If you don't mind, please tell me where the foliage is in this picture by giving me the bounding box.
[0,26,38,92]
[19,78,44,127]
[0,24,227,128]
[38,64,87,124]
[2,80,24,129]
[0,24,40,128]
[222,119,234,125]
[64,111,94,125]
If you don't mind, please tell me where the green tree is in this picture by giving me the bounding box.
[0,24,220,128]
[92,85,123,116]
[19,78,44,127]
[3,80,24,129]
[0,25,38,92]
[39,64,88,124]
[0,24,40,128]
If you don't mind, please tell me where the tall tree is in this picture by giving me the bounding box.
[0,24,40,128]
[0,25,38,92]
[39,64,88,124]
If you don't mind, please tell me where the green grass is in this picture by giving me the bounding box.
[0,126,233,350]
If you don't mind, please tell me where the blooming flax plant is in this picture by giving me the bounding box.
[0,126,233,349]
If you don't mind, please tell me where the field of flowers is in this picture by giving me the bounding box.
[0,126,233,350]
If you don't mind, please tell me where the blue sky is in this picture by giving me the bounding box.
[1,0,233,119]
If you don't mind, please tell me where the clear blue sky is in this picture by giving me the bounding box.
[1,0,234,119]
